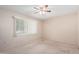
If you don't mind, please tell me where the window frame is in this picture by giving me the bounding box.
[12,16,38,37]
[13,16,28,36]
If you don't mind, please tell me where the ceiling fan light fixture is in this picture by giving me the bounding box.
[39,11,46,15]
[33,5,52,15]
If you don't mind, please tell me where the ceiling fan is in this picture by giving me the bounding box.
[33,5,52,14]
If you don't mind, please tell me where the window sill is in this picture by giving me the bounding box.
[14,33,38,37]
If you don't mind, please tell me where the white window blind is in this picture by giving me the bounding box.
[13,16,38,36]
[28,20,37,34]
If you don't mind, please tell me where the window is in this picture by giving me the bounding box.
[28,20,37,34]
[16,18,25,33]
[13,16,37,36]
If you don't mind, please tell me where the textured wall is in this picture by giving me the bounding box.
[43,12,78,45]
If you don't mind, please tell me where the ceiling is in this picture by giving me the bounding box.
[0,5,79,20]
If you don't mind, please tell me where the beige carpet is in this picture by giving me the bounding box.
[1,40,79,54]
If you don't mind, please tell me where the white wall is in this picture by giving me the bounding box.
[77,11,79,46]
[0,8,43,51]
[43,12,78,45]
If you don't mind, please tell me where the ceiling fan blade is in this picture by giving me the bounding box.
[34,11,39,14]
[33,7,40,10]
[47,10,51,12]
